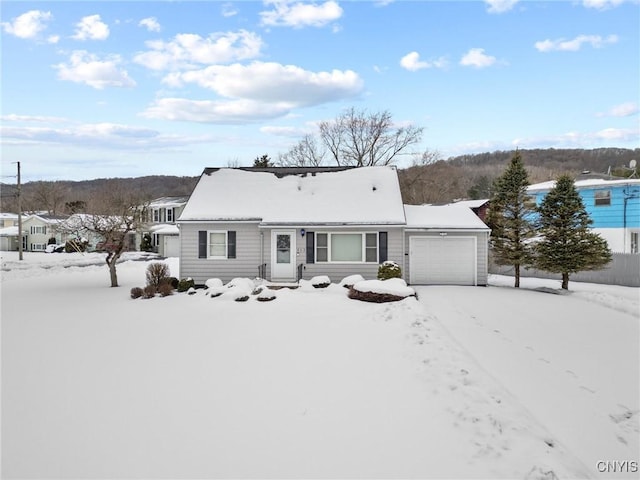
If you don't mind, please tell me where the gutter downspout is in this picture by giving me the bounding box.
[260,231,264,279]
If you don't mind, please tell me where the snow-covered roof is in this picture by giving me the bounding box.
[448,199,489,209]
[0,226,19,236]
[404,204,490,230]
[179,167,406,225]
[149,196,189,208]
[150,224,179,235]
[0,213,19,220]
[528,178,640,192]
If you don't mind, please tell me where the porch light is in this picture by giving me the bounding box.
[300,229,306,237]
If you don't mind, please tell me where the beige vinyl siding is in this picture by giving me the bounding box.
[297,227,404,283]
[404,230,489,286]
[179,222,263,284]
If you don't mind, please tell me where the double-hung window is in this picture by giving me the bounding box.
[167,208,175,223]
[198,230,236,259]
[315,232,378,263]
[594,189,611,206]
[208,231,228,259]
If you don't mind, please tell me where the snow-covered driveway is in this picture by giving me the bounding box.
[417,276,640,479]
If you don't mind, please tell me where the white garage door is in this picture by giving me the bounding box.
[410,236,476,285]
[163,235,180,258]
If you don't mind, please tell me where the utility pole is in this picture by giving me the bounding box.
[17,161,23,261]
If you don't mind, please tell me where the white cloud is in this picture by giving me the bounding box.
[596,102,639,117]
[1,114,70,123]
[534,34,618,52]
[513,127,639,148]
[144,62,363,124]
[400,51,447,71]
[260,0,343,28]
[72,14,109,41]
[0,122,215,150]
[582,0,626,9]
[47,35,60,44]
[139,17,161,32]
[141,98,295,123]
[459,48,497,68]
[1,10,52,39]
[485,0,519,13]
[221,3,239,17]
[133,30,263,71]
[163,61,363,106]
[54,51,136,89]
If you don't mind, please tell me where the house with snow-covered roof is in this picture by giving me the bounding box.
[141,196,189,257]
[177,166,490,286]
[21,214,69,252]
[528,177,640,254]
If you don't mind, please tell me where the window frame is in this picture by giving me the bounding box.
[315,232,379,264]
[594,189,611,206]
[207,230,228,259]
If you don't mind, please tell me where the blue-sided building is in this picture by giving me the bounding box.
[528,176,640,254]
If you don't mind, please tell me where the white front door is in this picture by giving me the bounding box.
[271,230,296,281]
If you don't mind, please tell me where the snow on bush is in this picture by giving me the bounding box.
[377,260,402,280]
[177,278,195,292]
[311,275,331,288]
[257,288,277,302]
[205,278,223,289]
[207,277,258,302]
[348,278,416,303]
[340,274,365,288]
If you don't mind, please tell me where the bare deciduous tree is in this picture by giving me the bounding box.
[60,181,149,287]
[319,107,423,167]
[277,108,423,168]
[27,181,69,214]
[277,134,326,167]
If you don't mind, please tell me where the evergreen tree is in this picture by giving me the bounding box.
[486,151,537,287]
[253,154,273,168]
[534,175,612,290]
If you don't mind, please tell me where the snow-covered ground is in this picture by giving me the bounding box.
[1,252,638,479]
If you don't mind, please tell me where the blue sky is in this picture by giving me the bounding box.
[1,0,639,181]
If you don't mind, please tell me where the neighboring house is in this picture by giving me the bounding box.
[177,166,490,286]
[0,212,20,228]
[0,213,20,251]
[21,214,69,252]
[528,177,640,254]
[448,199,490,222]
[142,196,188,257]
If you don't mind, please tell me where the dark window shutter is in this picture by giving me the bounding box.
[227,231,236,259]
[306,231,315,263]
[198,231,207,258]
[378,231,388,263]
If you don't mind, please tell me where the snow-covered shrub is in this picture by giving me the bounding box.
[187,287,197,295]
[205,278,223,290]
[130,287,143,299]
[234,295,250,302]
[348,278,415,303]
[340,274,365,289]
[177,278,195,292]
[311,275,331,288]
[158,282,173,297]
[143,285,157,299]
[377,260,402,280]
[146,262,170,288]
[256,288,276,302]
